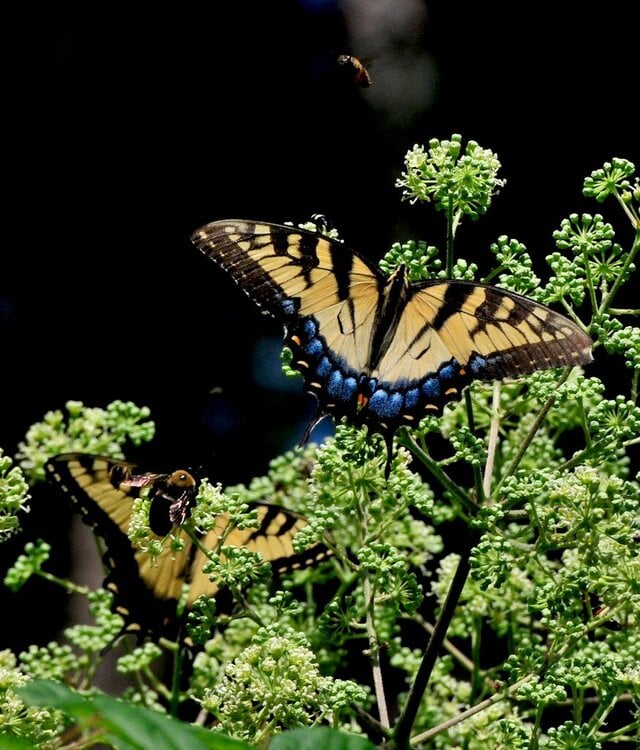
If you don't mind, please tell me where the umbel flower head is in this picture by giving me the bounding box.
[201,626,367,744]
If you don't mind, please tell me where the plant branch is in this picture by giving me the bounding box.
[464,389,485,503]
[483,381,502,498]
[446,195,455,277]
[353,704,391,738]
[408,609,618,747]
[411,614,475,673]
[494,368,572,497]
[392,537,477,748]
[599,229,640,315]
[397,429,477,514]
[363,576,390,730]
[408,675,532,746]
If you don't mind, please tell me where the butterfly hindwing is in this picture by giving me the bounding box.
[45,453,190,635]
[192,220,593,468]
[186,505,329,606]
[45,453,330,639]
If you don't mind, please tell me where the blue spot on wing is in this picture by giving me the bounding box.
[342,377,358,401]
[303,319,318,337]
[327,370,344,399]
[469,355,488,374]
[438,363,456,382]
[288,312,476,443]
[281,298,298,316]
[304,338,324,359]
[404,388,420,410]
[421,377,441,399]
[368,390,402,419]
[316,357,332,378]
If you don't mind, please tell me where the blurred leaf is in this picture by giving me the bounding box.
[0,736,36,750]
[269,726,376,750]
[19,679,255,750]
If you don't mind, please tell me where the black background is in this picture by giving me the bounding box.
[2,2,638,650]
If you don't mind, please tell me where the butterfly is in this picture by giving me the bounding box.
[337,54,372,87]
[45,453,330,639]
[191,220,593,474]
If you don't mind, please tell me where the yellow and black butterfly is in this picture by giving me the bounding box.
[191,220,593,473]
[45,453,329,639]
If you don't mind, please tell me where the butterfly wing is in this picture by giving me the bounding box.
[364,280,593,429]
[192,220,593,472]
[409,281,593,378]
[45,453,194,637]
[46,453,331,637]
[186,504,330,606]
[191,220,385,418]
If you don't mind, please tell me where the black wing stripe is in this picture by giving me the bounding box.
[46,453,331,640]
[192,221,593,475]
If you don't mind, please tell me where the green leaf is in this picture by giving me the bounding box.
[19,679,255,750]
[269,726,376,750]
[0,736,36,750]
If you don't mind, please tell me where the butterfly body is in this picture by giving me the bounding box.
[286,263,467,432]
[46,453,329,639]
[191,220,593,471]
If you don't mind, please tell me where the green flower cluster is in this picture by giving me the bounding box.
[201,626,367,744]
[16,399,155,482]
[1,145,638,749]
[0,650,64,745]
[0,451,31,539]
[396,134,505,221]
[4,540,52,592]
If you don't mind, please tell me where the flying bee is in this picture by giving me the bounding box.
[337,54,372,87]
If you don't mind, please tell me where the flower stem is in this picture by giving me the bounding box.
[393,537,477,748]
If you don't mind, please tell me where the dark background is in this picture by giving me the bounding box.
[2,2,637,649]
[4,1,638,482]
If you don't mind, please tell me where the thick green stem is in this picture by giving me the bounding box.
[599,229,640,316]
[483,381,502,498]
[464,389,485,503]
[446,195,455,277]
[397,429,477,514]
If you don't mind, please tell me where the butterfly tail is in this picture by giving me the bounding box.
[382,433,394,479]
[300,409,396,479]
[298,406,331,448]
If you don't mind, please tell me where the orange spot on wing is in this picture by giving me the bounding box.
[357,393,369,409]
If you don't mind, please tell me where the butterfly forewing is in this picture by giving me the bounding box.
[191,220,384,374]
[47,454,138,535]
[409,281,592,379]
